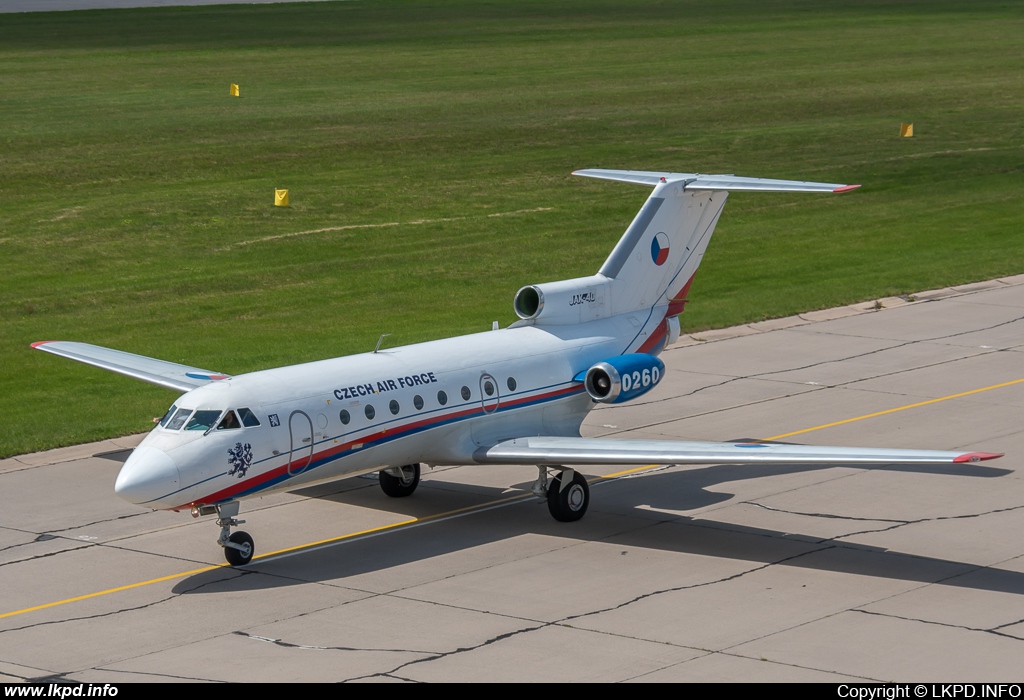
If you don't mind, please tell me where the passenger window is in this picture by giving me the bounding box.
[216,411,241,430]
[166,408,193,431]
[461,385,471,400]
[437,390,448,406]
[389,400,400,415]
[185,410,222,431]
[507,377,517,391]
[237,407,261,427]
[365,404,375,420]
[339,409,350,425]
[483,380,495,397]
[159,405,178,427]
[413,395,424,410]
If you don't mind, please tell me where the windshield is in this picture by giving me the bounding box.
[185,410,223,432]
[237,407,261,427]
[216,411,241,430]
[165,408,192,431]
[158,404,178,428]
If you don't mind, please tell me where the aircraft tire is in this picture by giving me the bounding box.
[547,471,589,522]
[225,531,254,566]
[379,463,420,498]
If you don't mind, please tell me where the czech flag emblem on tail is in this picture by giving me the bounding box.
[650,232,670,266]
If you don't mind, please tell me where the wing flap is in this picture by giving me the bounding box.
[474,436,1001,466]
[32,341,229,393]
[573,168,859,193]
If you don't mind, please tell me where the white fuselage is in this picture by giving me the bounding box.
[114,308,669,511]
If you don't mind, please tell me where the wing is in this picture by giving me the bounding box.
[32,341,231,393]
[473,436,1001,466]
[572,168,861,193]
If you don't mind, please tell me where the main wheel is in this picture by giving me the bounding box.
[379,463,420,498]
[224,531,254,566]
[547,471,589,522]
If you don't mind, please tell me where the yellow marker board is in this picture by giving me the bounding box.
[275,189,290,207]
[230,84,240,97]
[900,123,913,137]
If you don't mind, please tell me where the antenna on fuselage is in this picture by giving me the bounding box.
[373,333,392,353]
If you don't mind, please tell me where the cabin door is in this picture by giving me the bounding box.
[288,410,314,476]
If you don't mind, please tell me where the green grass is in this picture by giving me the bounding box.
[1,0,1022,457]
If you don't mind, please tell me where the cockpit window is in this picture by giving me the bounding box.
[185,410,222,431]
[216,410,241,430]
[165,408,193,431]
[237,407,261,427]
[158,405,178,428]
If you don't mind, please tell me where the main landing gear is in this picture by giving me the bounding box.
[379,463,421,498]
[532,466,590,522]
[193,501,254,566]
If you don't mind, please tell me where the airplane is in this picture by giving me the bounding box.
[32,168,1003,566]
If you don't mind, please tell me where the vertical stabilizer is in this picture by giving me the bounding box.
[574,169,858,319]
[597,180,727,316]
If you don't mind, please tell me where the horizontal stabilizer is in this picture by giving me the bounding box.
[32,341,230,393]
[474,436,1001,466]
[573,168,859,193]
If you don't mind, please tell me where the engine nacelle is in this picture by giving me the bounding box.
[580,353,665,404]
[513,274,612,325]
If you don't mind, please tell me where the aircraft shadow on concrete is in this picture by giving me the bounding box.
[93,448,133,463]
[172,459,1021,598]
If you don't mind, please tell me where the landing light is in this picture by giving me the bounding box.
[191,504,217,518]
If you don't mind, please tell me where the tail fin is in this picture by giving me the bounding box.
[574,169,859,317]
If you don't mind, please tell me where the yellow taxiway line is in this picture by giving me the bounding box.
[764,377,1024,441]
[2,377,1020,621]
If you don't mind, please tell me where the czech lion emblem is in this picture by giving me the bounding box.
[227,442,253,479]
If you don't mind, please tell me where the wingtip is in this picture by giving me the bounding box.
[833,184,862,193]
[30,341,54,349]
[953,452,1004,463]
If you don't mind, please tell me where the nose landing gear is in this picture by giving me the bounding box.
[193,501,254,566]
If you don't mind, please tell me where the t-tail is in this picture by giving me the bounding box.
[512,169,860,352]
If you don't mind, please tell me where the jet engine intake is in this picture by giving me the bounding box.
[581,353,665,404]
[513,274,611,325]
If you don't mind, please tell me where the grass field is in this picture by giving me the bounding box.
[1,0,1022,457]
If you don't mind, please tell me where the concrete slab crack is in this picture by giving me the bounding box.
[0,543,92,568]
[233,629,435,655]
[341,622,548,682]
[43,511,150,534]
[854,608,1024,642]
[93,668,227,682]
[562,544,837,624]
[745,501,1024,542]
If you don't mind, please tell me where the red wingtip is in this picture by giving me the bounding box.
[953,452,1004,463]
[30,341,54,348]
[833,184,862,193]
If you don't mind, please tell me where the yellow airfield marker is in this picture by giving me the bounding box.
[275,189,290,207]
[900,122,914,137]
[229,83,240,97]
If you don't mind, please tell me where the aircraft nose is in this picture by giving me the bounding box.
[115,446,180,505]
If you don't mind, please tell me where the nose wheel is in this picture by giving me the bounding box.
[224,531,254,566]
